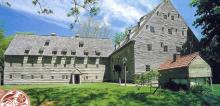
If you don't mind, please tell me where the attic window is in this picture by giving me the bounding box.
[38,48,44,54]
[146,25,149,29]
[79,42,84,47]
[44,40,50,46]
[24,49,30,54]
[164,15,167,19]
[95,50,101,56]
[52,51,57,55]
[71,50,76,55]
[150,26,155,33]
[84,50,89,55]
[61,50,67,55]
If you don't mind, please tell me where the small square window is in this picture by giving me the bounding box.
[146,25,149,29]
[24,50,30,54]
[96,76,98,79]
[31,75,34,79]
[162,27,164,32]
[71,51,76,55]
[41,75,43,79]
[164,46,168,52]
[168,29,172,34]
[160,42,164,47]
[146,65,150,71]
[176,46,181,52]
[61,51,67,55]
[21,75,24,79]
[150,26,155,33]
[39,49,44,54]
[84,52,89,56]
[10,75,12,79]
[86,76,88,79]
[64,64,66,67]
[171,16,174,20]
[51,76,54,79]
[79,42,84,47]
[164,15,167,19]
[182,30,185,35]
[44,40,50,46]
[147,44,152,51]
[52,51,57,55]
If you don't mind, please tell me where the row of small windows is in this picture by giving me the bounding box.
[24,49,101,56]
[147,25,185,35]
[156,11,180,20]
[44,40,85,48]
[147,44,181,52]
[10,75,68,79]
[9,75,98,80]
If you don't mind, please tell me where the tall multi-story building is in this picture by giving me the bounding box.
[3,0,199,84]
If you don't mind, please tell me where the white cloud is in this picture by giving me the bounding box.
[3,0,159,34]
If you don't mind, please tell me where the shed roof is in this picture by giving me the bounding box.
[4,35,114,57]
[159,52,199,71]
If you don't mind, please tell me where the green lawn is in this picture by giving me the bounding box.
[0,83,220,106]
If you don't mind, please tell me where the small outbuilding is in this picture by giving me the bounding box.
[159,52,212,89]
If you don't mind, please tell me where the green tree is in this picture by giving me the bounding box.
[113,32,126,45]
[191,0,220,83]
[0,30,13,69]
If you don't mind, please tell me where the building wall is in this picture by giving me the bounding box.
[159,68,188,87]
[110,42,135,82]
[133,1,198,73]
[4,55,107,84]
[188,56,212,78]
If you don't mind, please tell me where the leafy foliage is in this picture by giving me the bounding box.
[1,0,100,29]
[113,32,126,45]
[191,0,220,63]
[0,30,13,68]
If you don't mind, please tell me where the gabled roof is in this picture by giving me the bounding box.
[159,52,199,71]
[4,35,114,57]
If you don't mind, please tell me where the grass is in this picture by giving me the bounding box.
[0,83,220,106]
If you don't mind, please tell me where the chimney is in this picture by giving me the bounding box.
[75,34,80,38]
[51,33,56,36]
[173,53,180,62]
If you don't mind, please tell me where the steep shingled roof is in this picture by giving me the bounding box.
[4,35,114,57]
[159,52,199,70]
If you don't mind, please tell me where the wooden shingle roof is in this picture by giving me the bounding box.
[4,35,114,57]
[159,52,199,71]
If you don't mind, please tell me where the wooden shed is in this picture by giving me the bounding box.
[159,52,212,88]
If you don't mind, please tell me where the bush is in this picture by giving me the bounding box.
[190,85,211,95]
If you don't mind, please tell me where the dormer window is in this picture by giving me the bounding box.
[79,41,84,47]
[52,51,57,55]
[95,50,101,56]
[71,50,76,55]
[44,40,50,46]
[61,49,67,55]
[24,49,30,54]
[84,50,89,55]
[52,48,58,55]
[38,48,44,54]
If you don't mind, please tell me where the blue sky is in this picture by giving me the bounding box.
[0,0,202,39]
